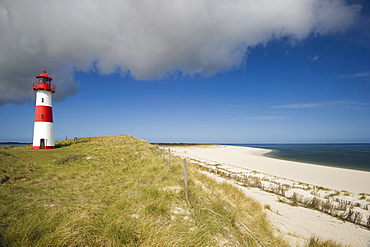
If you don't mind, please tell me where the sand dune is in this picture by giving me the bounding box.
[170,145,370,247]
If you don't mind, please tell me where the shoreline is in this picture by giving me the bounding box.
[0,143,31,147]
[171,145,370,194]
[225,143,370,173]
[169,145,370,246]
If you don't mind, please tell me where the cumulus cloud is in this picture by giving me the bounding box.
[0,0,362,105]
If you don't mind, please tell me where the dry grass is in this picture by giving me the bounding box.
[305,236,350,247]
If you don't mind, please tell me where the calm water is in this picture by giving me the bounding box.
[0,143,30,147]
[224,143,370,172]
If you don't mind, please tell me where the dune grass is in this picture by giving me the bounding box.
[306,236,350,247]
[0,135,347,246]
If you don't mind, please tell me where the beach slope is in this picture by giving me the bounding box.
[172,145,370,194]
[171,145,370,247]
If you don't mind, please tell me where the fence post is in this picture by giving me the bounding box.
[183,159,189,201]
[168,148,171,168]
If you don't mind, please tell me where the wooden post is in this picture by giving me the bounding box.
[168,148,171,168]
[183,159,189,201]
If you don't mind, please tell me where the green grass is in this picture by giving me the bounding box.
[0,135,349,247]
[316,186,331,191]
[328,191,341,197]
[359,195,366,200]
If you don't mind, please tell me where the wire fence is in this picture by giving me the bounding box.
[160,147,265,247]
[188,166,265,247]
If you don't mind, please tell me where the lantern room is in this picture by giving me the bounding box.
[32,70,56,93]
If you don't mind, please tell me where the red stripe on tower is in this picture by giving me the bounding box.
[34,105,53,122]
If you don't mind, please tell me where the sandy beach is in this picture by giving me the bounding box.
[172,145,370,194]
[170,145,370,247]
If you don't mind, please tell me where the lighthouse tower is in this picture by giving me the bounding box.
[32,70,56,149]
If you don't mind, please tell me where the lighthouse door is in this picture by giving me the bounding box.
[40,139,45,149]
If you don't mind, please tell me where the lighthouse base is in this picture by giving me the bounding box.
[31,146,55,150]
[32,122,55,149]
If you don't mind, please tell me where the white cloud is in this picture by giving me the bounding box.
[354,71,370,77]
[0,0,362,105]
[308,55,320,62]
[354,71,370,78]
[272,101,368,109]
[342,71,370,78]
[236,116,286,120]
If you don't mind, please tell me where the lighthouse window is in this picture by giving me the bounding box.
[41,114,44,119]
[41,98,44,103]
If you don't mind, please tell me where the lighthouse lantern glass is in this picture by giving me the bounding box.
[38,77,51,84]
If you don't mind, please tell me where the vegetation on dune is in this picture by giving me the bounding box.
[305,236,350,247]
[0,135,349,246]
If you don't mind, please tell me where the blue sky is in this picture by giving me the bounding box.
[1,0,369,143]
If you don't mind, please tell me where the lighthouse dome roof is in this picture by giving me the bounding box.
[36,70,53,80]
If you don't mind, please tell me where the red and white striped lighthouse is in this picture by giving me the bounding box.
[31,70,56,149]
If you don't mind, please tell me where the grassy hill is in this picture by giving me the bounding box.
[0,135,342,246]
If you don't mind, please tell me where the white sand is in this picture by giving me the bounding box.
[170,145,370,247]
[173,145,370,194]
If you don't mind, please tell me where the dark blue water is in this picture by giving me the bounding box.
[0,143,30,147]
[224,143,370,172]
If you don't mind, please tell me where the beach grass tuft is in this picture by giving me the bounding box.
[305,236,350,247]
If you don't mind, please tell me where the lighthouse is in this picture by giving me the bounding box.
[31,70,56,149]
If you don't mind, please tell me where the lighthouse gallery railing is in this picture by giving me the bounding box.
[32,82,56,93]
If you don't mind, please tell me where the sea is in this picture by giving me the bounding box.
[0,143,30,147]
[224,143,370,172]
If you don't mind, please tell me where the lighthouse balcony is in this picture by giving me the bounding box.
[32,82,56,93]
